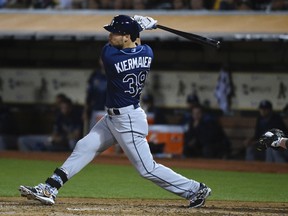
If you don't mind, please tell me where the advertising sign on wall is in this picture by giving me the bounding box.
[0,69,287,110]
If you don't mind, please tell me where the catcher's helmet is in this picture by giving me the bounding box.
[104,15,141,41]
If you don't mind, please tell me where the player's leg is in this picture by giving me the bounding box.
[19,115,116,204]
[108,108,211,207]
[60,116,116,178]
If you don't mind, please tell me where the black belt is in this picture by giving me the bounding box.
[107,108,120,115]
[107,104,140,116]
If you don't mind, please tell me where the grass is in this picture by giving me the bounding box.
[1,158,288,202]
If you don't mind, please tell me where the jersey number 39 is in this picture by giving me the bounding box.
[123,71,148,97]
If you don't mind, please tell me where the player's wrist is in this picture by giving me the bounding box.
[133,15,157,31]
[284,138,288,149]
[274,137,285,148]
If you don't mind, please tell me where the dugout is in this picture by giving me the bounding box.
[0,10,288,156]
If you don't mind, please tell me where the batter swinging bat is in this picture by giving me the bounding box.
[156,24,221,49]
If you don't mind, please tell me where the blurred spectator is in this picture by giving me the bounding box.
[145,0,157,9]
[132,0,146,9]
[99,0,112,9]
[245,100,288,163]
[91,0,142,9]
[183,104,230,159]
[146,0,172,9]
[172,0,188,9]
[57,0,72,9]
[72,0,86,8]
[141,93,155,113]
[199,0,215,9]
[250,0,271,10]
[0,96,14,150]
[189,0,206,10]
[0,0,6,8]
[282,103,288,117]
[122,0,137,9]
[182,92,201,128]
[53,93,69,113]
[187,92,200,110]
[31,0,56,8]
[214,0,236,10]
[84,58,107,131]
[3,0,286,10]
[88,0,112,9]
[18,97,83,152]
[214,0,255,10]
[140,93,167,124]
[51,97,83,150]
[236,0,252,10]
[113,0,123,9]
[268,0,288,11]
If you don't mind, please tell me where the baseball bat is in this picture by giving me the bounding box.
[156,24,221,49]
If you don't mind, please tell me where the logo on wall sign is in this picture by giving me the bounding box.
[242,84,271,95]
[191,82,214,92]
[177,80,186,96]
[53,79,79,90]
[8,78,34,90]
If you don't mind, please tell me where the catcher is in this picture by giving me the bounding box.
[258,128,288,151]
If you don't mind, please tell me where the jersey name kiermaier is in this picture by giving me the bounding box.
[101,43,153,108]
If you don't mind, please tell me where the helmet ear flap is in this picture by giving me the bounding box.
[130,32,139,42]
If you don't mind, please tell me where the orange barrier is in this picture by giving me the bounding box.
[94,111,185,156]
[147,125,185,155]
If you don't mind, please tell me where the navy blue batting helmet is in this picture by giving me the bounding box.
[104,15,141,41]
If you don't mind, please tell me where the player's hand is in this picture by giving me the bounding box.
[257,128,284,151]
[134,15,157,31]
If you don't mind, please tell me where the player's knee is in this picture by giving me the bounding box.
[138,170,150,179]
[137,167,154,179]
[136,161,158,179]
[76,132,101,151]
[73,138,94,153]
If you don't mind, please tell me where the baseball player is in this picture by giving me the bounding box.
[19,15,211,208]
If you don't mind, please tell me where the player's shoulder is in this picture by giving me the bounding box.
[141,44,152,51]
[102,43,113,52]
[139,44,153,56]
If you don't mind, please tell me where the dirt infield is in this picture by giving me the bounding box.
[1,151,288,216]
[1,197,288,216]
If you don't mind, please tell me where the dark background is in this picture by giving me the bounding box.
[1,38,287,71]
[1,37,287,139]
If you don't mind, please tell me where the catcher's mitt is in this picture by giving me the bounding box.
[257,128,284,151]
